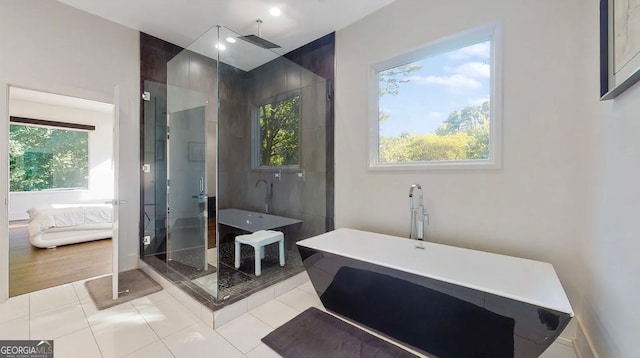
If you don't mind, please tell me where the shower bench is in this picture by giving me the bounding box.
[234,230,285,276]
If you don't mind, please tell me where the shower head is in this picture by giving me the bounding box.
[239,34,281,49]
[239,19,281,49]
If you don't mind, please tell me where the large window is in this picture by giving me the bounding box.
[254,93,301,168]
[9,123,89,191]
[370,24,501,169]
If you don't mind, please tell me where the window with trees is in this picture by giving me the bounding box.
[254,93,300,168]
[9,123,89,191]
[370,24,501,169]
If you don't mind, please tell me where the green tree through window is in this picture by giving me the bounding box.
[379,101,490,162]
[258,95,300,167]
[372,24,499,167]
[9,124,89,191]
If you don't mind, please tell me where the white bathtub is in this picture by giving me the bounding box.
[297,228,573,358]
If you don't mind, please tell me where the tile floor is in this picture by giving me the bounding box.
[0,276,578,358]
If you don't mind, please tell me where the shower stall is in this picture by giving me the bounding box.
[141,25,332,308]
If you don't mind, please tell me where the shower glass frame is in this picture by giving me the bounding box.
[155,24,329,307]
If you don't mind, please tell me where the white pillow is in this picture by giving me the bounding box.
[26,204,52,218]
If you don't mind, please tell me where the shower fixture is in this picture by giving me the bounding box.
[239,19,281,49]
[409,184,428,249]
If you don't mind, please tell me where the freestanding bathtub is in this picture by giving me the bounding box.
[217,208,303,249]
[297,228,573,358]
[218,209,302,232]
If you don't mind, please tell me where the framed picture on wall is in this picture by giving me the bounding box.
[600,0,640,100]
[188,142,205,161]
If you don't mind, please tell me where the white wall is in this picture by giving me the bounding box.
[583,91,640,357]
[8,99,114,221]
[0,0,140,272]
[336,0,594,341]
[579,1,640,354]
[337,0,640,356]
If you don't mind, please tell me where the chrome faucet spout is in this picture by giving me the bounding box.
[409,184,422,200]
[255,179,267,188]
[255,179,272,214]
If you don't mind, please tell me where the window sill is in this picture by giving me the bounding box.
[10,189,89,195]
[368,159,501,172]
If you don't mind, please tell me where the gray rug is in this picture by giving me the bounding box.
[85,269,162,310]
[262,307,419,358]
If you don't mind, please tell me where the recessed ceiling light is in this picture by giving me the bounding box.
[269,7,281,17]
[226,37,237,43]
[215,43,226,51]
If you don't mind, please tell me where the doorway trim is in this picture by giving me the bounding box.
[0,81,119,302]
[1,81,9,302]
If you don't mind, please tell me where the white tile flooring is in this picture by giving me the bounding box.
[0,275,578,358]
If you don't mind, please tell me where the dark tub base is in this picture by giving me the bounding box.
[299,247,571,358]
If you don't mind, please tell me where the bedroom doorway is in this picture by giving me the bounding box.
[6,87,116,297]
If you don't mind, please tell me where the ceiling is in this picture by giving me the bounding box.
[56,0,395,55]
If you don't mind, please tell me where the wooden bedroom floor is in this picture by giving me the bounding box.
[9,222,112,297]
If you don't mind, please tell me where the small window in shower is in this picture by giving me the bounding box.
[253,92,301,168]
[369,23,502,170]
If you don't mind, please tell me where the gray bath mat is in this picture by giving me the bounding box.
[262,307,418,358]
[85,269,162,310]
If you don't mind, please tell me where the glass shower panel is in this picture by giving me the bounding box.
[166,85,209,273]
[216,26,329,303]
[144,24,331,307]
[142,80,168,259]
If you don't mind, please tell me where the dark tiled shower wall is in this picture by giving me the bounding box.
[219,33,335,240]
[140,33,183,84]
[285,33,335,231]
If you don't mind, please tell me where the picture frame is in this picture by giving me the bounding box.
[600,0,640,100]
[188,142,205,161]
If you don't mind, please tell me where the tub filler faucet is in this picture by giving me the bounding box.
[409,184,429,249]
[255,179,273,214]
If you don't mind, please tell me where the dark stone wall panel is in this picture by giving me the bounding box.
[285,33,335,80]
[140,32,183,84]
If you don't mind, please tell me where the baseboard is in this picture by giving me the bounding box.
[9,212,28,221]
[555,336,574,347]
[574,317,599,358]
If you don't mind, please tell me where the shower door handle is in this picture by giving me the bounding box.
[192,177,206,201]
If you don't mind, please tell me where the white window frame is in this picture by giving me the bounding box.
[368,22,502,171]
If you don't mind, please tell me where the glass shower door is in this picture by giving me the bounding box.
[141,80,168,260]
[166,85,209,272]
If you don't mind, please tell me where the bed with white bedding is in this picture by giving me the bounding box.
[27,204,113,248]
